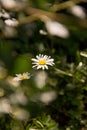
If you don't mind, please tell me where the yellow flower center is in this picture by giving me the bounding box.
[20,75,27,80]
[39,60,46,65]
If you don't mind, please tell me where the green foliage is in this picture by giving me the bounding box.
[26,114,59,130]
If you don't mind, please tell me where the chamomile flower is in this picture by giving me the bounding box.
[31,54,54,70]
[13,72,31,81]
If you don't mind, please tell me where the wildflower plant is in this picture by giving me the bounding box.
[31,54,54,70]
[13,72,31,81]
[0,0,87,130]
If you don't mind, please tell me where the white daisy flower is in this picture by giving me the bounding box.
[13,72,31,81]
[31,54,54,70]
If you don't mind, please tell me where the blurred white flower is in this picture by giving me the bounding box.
[69,5,86,19]
[0,0,27,11]
[0,0,17,10]
[0,9,10,18]
[13,72,31,81]
[10,92,27,105]
[43,17,69,38]
[12,108,29,120]
[4,18,19,27]
[0,98,12,113]
[34,71,47,88]
[31,54,54,70]
[39,91,57,104]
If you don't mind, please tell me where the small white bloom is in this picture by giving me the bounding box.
[69,5,86,19]
[4,18,19,27]
[31,54,54,70]
[39,91,57,104]
[13,72,31,81]
[41,16,69,38]
[34,71,47,88]
[45,20,69,38]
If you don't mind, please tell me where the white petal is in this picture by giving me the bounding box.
[16,74,21,77]
[37,65,42,69]
[44,65,48,69]
[47,59,54,62]
[23,72,30,76]
[31,61,37,64]
[13,77,21,81]
[47,62,54,66]
[36,55,41,59]
[31,58,38,62]
[42,66,45,70]
[43,55,47,58]
[32,64,38,68]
